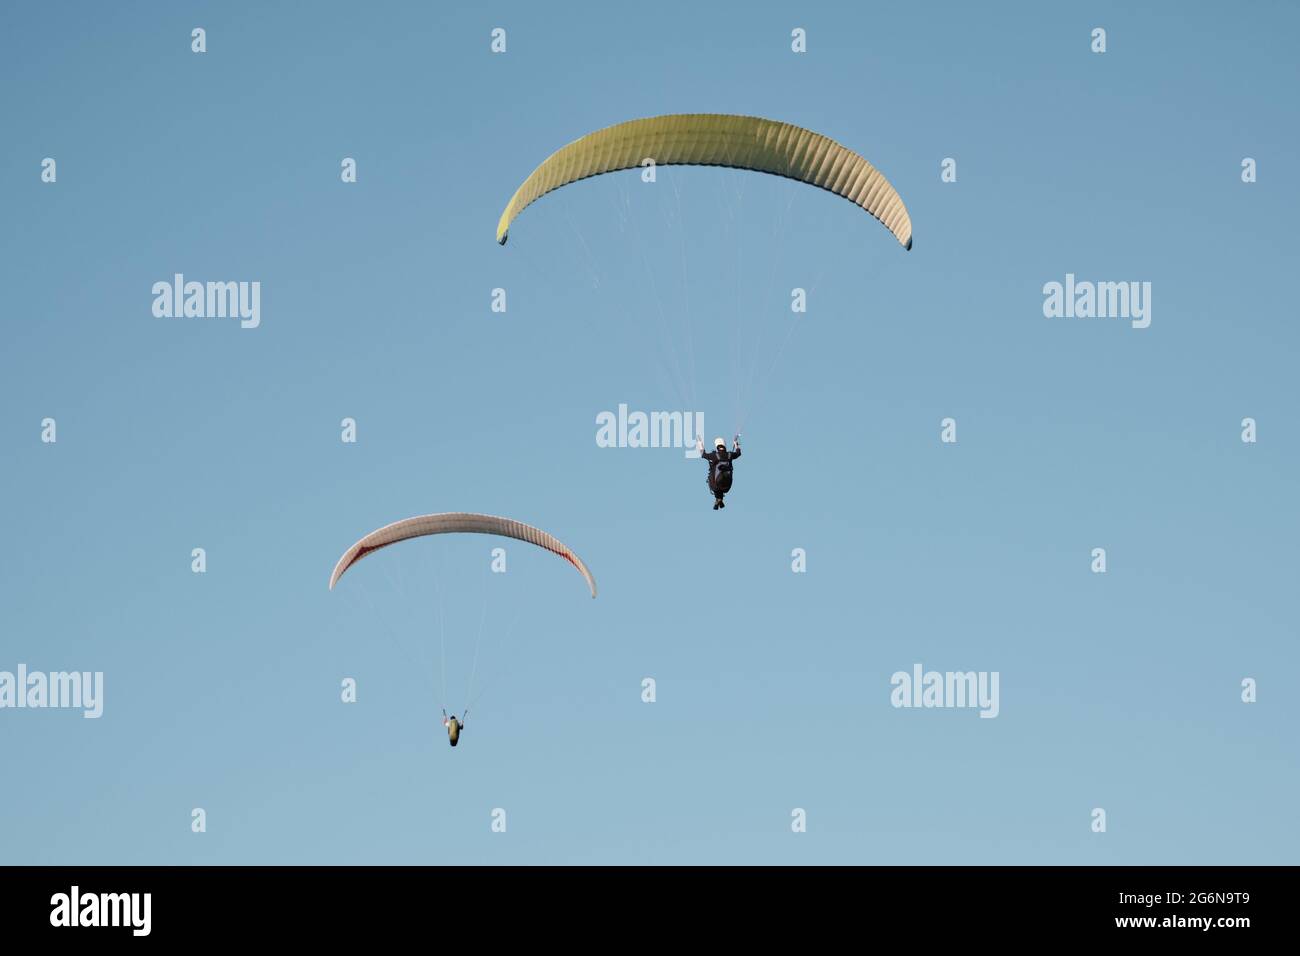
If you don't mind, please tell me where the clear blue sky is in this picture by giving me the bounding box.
[2,1,1297,864]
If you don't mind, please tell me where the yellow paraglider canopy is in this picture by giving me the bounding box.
[497,113,913,250]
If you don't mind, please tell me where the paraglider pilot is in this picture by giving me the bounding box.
[697,435,741,510]
[442,709,465,747]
